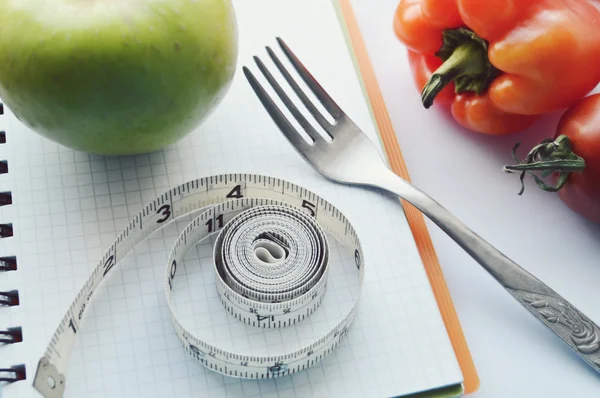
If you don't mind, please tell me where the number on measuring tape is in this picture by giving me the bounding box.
[78,304,85,320]
[168,260,177,290]
[301,199,316,217]
[205,214,224,233]
[68,318,77,334]
[226,184,243,199]
[256,314,274,323]
[102,254,115,277]
[32,174,365,398]
[156,204,171,223]
[269,363,288,373]
[189,344,204,359]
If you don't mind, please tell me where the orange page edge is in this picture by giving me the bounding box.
[335,0,480,394]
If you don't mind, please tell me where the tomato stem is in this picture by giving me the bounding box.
[422,28,500,108]
[503,135,585,195]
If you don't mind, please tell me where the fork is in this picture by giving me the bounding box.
[242,37,600,375]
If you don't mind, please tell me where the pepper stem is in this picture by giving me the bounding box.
[422,28,500,109]
[503,135,585,195]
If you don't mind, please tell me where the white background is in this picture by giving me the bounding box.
[349,0,600,397]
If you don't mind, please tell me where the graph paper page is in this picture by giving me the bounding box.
[0,1,463,397]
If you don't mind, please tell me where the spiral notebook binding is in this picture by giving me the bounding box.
[0,191,12,206]
[0,223,13,238]
[0,364,26,383]
[0,327,22,344]
[0,256,17,272]
[0,290,18,307]
[0,101,25,384]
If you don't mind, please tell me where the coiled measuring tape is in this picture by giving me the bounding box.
[31,174,364,397]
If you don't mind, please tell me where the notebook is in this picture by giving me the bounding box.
[0,0,479,397]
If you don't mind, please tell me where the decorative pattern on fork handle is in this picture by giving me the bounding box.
[508,289,600,370]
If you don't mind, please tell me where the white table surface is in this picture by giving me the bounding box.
[349,0,600,397]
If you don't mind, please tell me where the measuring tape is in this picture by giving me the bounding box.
[31,173,364,397]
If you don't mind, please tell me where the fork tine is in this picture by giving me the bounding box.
[266,46,334,135]
[252,55,327,143]
[276,37,344,120]
[242,66,313,153]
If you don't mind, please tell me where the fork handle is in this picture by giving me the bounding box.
[374,168,600,374]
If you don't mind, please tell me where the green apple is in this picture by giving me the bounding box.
[0,0,238,155]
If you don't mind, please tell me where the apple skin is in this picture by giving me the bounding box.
[0,0,238,155]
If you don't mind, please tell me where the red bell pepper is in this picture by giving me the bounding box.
[394,0,600,135]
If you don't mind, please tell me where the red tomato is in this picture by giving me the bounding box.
[553,94,600,223]
[504,93,600,223]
